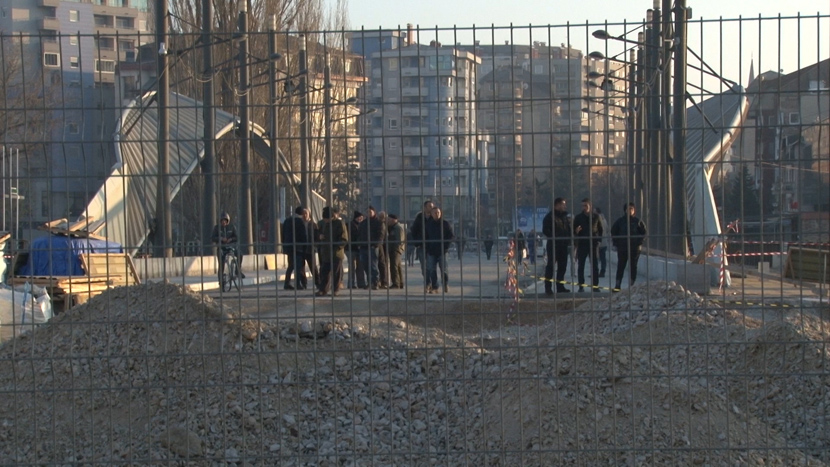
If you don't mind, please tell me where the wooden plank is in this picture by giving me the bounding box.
[67,217,95,232]
[784,247,829,283]
[80,253,141,286]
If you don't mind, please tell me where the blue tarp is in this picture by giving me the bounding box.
[17,235,123,276]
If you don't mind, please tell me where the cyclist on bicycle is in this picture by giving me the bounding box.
[212,211,245,279]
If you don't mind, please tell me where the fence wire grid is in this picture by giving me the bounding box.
[1,10,829,465]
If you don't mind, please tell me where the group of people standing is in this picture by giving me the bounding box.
[542,198,647,294]
[281,205,408,296]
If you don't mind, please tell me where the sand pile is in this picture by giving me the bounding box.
[0,280,826,465]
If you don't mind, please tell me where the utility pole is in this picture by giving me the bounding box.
[155,0,172,258]
[298,35,311,211]
[268,15,282,253]
[323,52,333,208]
[201,0,216,255]
[670,0,689,256]
[238,4,253,255]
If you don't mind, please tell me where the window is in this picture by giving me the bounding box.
[789,112,800,124]
[138,20,147,31]
[43,53,60,67]
[69,10,79,22]
[534,64,544,74]
[116,16,134,29]
[387,118,398,130]
[388,180,399,189]
[70,56,79,68]
[67,123,80,134]
[94,59,116,73]
[387,57,398,71]
[388,140,398,149]
[69,36,78,46]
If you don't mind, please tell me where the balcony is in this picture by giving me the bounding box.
[39,0,60,7]
[401,86,428,97]
[403,145,427,156]
[41,16,61,31]
[402,107,428,117]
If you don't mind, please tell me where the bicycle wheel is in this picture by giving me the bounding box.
[228,256,241,291]
[221,259,233,292]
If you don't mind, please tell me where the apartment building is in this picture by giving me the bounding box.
[468,41,626,221]
[362,41,482,230]
[0,0,150,225]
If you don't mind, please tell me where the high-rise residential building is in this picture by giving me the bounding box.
[0,0,150,224]
[362,41,482,232]
[467,41,626,223]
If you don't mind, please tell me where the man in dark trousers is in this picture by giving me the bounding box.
[281,206,308,290]
[409,200,434,279]
[358,206,385,289]
[573,198,603,293]
[424,206,455,293]
[386,214,406,289]
[347,211,366,289]
[542,197,571,294]
[315,206,348,297]
[611,202,647,291]
[301,208,320,290]
[483,234,494,260]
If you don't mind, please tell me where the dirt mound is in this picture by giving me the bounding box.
[0,281,827,465]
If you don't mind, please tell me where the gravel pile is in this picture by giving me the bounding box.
[0,280,827,465]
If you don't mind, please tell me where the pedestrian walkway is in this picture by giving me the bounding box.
[153,251,826,306]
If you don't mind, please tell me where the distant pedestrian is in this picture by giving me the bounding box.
[281,206,308,290]
[347,211,366,288]
[409,200,434,279]
[542,197,571,295]
[611,202,647,291]
[315,206,348,296]
[424,206,455,293]
[483,234,494,260]
[386,214,406,289]
[301,208,320,290]
[527,229,537,265]
[573,198,603,293]
[358,206,385,289]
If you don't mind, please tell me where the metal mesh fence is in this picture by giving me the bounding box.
[1,9,829,465]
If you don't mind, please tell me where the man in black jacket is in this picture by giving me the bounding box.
[358,206,385,289]
[611,202,647,291]
[409,200,434,279]
[281,206,308,290]
[347,211,366,289]
[542,197,571,294]
[573,198,603,293]
[424,206,455,293]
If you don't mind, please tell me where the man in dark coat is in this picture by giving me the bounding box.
[281,206,308,289]
[573,198,603,293]
[301,208,320,289]
[543,197,571,294]
[424,206,455,293]
[347,211,366,288]
[611,202,647,291]
[315,206,348,296]
[483,234,494,260]
[408,200,434,278]
[386,214,406,289]
[358,206,385,289]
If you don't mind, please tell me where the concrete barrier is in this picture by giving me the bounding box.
[642,253,718,294]
[133,253,287,280]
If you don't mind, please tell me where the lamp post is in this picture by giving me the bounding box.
[155,0,172,258]
[298,35,311,212]
[268,15,281,253]
[237,3,253,256]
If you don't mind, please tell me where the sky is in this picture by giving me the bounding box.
[325,0,829,89]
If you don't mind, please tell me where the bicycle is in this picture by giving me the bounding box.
[220,247,241,292]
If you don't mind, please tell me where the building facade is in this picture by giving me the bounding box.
[0,0,150,227]
[362,42,481,232]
